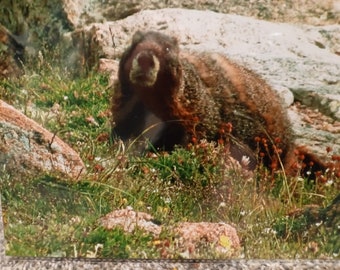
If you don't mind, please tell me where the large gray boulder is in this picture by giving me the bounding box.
[61,0,340,28]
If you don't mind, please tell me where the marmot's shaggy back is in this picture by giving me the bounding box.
[111,31,294,171]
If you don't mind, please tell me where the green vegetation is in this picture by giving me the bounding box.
[0,0,72,51]
[0,55,339,259]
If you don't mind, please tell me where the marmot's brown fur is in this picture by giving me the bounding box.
[111,31,324,175]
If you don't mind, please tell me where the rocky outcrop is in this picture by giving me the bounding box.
[0,100,85,179]
[62,0,340,28]
[100,207,240,259]
[174,222,240,258]
[100,207,162,236]
[70,8,340,160]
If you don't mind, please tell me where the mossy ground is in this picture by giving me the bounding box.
[0,52,339,259]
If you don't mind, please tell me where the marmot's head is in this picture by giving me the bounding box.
[121,31,181,89]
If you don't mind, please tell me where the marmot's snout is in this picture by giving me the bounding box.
[137,51,156,70]
[129,51,160,87]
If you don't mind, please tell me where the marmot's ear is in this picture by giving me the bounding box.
[132,31,144,44]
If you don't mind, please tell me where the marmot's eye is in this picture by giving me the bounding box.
[165,47,170,53]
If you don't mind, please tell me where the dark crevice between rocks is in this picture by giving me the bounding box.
[290,88,340,121]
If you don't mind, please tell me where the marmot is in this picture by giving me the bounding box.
[111,31,322,175]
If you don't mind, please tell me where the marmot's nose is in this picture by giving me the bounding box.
[136,52,156,70]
